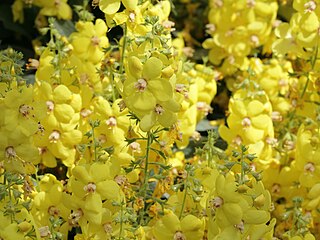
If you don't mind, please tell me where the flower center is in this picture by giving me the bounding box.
[250,35,259,46]
[80,73,89,84]
[48,206,60,216]
[46,100,54,112]
[271,111,282,121]
[196,102,212,116]
[214,0,223,8]
[5,146,16,159]
[68,209,83,227]
[234,221,244,233]
[206,23,216,34]
[92,0,100,7]
[304,162,315,173]
[26,58,39,70]
[192,131,201,141]
[19,104,32,117]
[129,142,141,153]
[103,223,113,234]
[155,104,165,115]
[211,196,224,208]
[106,116,117,127]
[304,1,316,12]
[247,0,256,7]
[241,117,251,127]
[174,231,186,240]
[38,147,47,155]
[83,182,96,193]
[134,78,147,92]
[54,0,61,7]
[80,108,92,118]
[266,137,278,146]
[114,175,128,186]
[91,36,100,46]
[283,140,295,150]
[118,100,126,112]
[271,183,281,194]
[162,20,175,30]
[39,226,51,238]
[98,134,107,144]
[129,12,136,22]
[232,135,242,146]
[49,130,60,143]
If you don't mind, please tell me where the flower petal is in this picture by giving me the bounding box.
[148,79,173,102]
[140,112,156,132]
[143,57,163,80]
[99,0,121,15]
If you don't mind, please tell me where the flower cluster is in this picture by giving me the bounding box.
[203,0,278,75]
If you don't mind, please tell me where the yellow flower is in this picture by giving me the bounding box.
[2,85,38,137]
[62,192,103,226]
[11,0,24,23]
[0,214,25,240]
[303,183,320,210]
[93,97,130,149]
[152,210,205,240]
[33,0,72,20]
[71,19,109,64]
[295,124,320,188]
[204,0,278,74]
[221,87,274,145]
[208,174,248,228]
[122,55,180,131]
[123,56,174,114]
[33,81,82,167]
[31,174,70,237]
[139,99,180,132]
[99,0,138,15]
[81,208,122,240]
[0,85,39,172]
[70,162,123,202]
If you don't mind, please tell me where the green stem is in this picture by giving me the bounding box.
[240,152,245,185]
[301,37,319,98]
[110,67,116,102]
[119,23,127,79]
[300,74,310,99]
[179,171,188,219]
[7,176,14,223]
[91,124,97,162]
[138,131,152,225]
[143,131,152,189]
[118,201,124,240]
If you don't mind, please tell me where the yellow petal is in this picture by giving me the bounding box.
[122,0,138,10]
[148,79,173,102]
[83,193,102,225]
[53,85,72,103]
[140,112,156,132]
[143,57,163,80]
[161,212,181,233]
[158,110,177,128]
[99,0,121,15]
[251,114,272,130]
[221,203,243,225]
[128,56,143,79]
[247,100,264,116]
[72,165,92,183]
[96,180,121,200]
[243,209,269,224]
[54,103,75,123]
